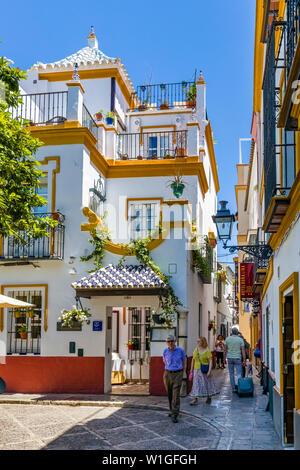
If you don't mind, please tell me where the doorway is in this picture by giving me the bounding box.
[282,294,295,445]
[109,306,151,395]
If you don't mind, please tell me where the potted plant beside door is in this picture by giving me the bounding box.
[125,340,135,350]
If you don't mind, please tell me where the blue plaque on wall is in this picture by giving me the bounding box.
[93,321,102,331]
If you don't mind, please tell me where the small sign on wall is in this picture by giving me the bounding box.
[93,321,103,331]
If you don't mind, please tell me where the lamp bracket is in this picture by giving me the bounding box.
[224,242,273,261]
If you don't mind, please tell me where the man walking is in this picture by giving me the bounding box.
[163,334,187,423]
[224,327,246,393]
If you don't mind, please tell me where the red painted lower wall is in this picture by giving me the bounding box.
[149,356,166,396]
[149,356,193,396]
[0,357,105,394]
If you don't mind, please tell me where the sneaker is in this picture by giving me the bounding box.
[172,416,178,423]
[206,397,212,404]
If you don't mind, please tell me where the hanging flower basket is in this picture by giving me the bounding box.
[171,182,185,198]
[152,314,165,325]
[26,310,35,318]
[58,306,91,328]
[95,112,103,121]
[13,310,21,319]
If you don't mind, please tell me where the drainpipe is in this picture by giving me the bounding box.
[178,308,189,397]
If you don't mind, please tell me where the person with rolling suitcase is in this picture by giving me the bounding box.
[224,327,246,394]
[237,362,254,397]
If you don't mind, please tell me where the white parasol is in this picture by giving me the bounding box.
[0,294,35,308]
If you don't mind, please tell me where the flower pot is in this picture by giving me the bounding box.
[176,148,186,157]
[151,155,158,160]
[138,105,147,111]
[137,155,143,160]
[171,182,185,198]
[52,212,61,221]
[186,99,196,108]
[106,117,114,125]
[121,155,128,160]
[208,238,217,248]
[160,104,170,110]
[128,344,133,350]
[19,332,28,340]
[27,310,34,318]
[220,275,226,282]
[14,310,21,318]
[95,113,102,121]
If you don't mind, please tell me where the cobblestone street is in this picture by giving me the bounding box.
[0,369,284,450]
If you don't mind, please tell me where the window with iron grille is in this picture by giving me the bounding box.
[5,288,44,355]
[128,307,151,360]
[129,201,160,239]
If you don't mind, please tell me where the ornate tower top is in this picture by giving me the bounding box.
[88,25,98,49]
[197,70,205,85]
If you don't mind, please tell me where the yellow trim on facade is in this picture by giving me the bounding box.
[0,284,48,333]
[279,272,299,408]
[237,234,247,244]
[268,170,300,250]
[81,206,192,256]
[260,168,265,205]
[38,68,133,107]
[261,257,274,300]
[205,121,220,193]
[253,0,265,112]
[39,156,60,214]
[66,81,85,94]
[235,185,247,204]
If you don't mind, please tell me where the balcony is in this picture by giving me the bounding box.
[192,236,214,284]
[130,82,196,112]
[10,92,68,126]
[0,213,65,261]
[117,130,187,160]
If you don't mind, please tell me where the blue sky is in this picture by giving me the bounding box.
[1,0,255,265]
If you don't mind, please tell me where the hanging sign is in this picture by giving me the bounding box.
[240,263,254,299]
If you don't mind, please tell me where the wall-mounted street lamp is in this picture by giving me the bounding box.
[212,201,273,261]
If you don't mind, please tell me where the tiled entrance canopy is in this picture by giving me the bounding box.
[72,264,167,291]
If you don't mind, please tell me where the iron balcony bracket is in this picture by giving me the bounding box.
[224,242,273,261]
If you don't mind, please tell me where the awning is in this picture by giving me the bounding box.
[72,264,168,297]
[0,294,35,308]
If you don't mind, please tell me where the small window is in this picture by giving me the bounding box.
[35,174,49,216]
[129,201,160,239]
[6,288,44,355]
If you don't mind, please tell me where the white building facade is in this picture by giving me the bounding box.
[0,29,220,395]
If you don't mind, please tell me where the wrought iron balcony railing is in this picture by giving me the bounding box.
[117,130,187,160]
[82,103,98,140]
[0,213,65,261]
[130,81,196,111]
[286,0,300,76]
[10,92,68,126]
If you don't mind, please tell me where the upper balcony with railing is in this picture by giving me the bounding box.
[129,81,196,112]
[0,213,65,261]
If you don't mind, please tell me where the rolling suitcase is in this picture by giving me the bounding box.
[237,365,254,397]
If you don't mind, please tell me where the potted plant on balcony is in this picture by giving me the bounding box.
[167,174,187,198]
[137,155,143,160]
[120,154,128,160]
[105,111,115,126]
[58,306,91,328]
[95,109,103,121]
[160,100,170,110]
[215,269,227,283]
[17,324,28,340]
[185,84,196,108]
[52,210,64,222]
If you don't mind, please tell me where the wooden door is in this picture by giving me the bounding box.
[282,295,294,445]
